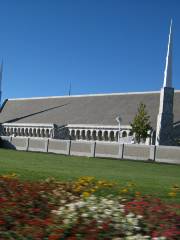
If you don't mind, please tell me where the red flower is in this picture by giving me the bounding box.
[0,220,5,225]
[48,234,61,240]
[0,197,6,203]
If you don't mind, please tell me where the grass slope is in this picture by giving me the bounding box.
[0,148,180,202]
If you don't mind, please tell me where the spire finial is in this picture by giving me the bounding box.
[163,20,173,88]
[68,80,71,96]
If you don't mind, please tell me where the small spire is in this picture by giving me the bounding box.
[163,19,173,88]
[68,80,71,96]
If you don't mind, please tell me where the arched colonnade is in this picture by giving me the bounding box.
[3,127,53,138]
[69,128,133,142]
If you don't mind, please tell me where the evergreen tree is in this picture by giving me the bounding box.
[130,103,152,143]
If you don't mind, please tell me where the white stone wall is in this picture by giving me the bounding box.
[68,125,134,143]
[1,136,180,165]
[1,123,54,138]
[1,123,153,145]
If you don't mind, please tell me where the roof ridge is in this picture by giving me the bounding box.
[7,90,180,101]
[7,90,160,101]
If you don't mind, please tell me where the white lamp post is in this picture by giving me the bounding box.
[116,116,121,143]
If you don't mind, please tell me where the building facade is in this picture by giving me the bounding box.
[0,22,179,146]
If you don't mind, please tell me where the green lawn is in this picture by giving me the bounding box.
[0,148,180,202]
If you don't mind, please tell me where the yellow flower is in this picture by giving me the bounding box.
[168,192,177,197]
[2,173,17,179]
[127,182,136,188]
[172,185,179,192]
[74,187,81,192]
[135,191,141,197]
[98,180,103,185]
[121,188,128,193]
[82,192,90,198]
[90,188,95,193]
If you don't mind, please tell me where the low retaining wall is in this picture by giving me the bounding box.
[123,144,150,161]
[28,138,48,152]
[48,139,70,155]
[156,146,180,164]
[70,141,94,157]
[1,136,180,164]
[95,142,121,159]
[11,137,28,151]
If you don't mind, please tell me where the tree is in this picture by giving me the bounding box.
[130,103,152,144]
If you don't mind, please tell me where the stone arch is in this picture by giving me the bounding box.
[17,128,21,136]
[110,131,115,141]
[128,131,133,136]
[33,128,37,137]
[71,129,75,140]
[81,130,86,140]
[14,128,17,136]
[21,128,25,136]
[41,129,45,138]
[104,131,108,141]
[76,130,80,140]
[87,130,91,140]
[37,128,41,137]
[3,128,6,135]
[29,128,33,137]
[7,128,10,136]
[115,131,119,141]
[10,128,13,135]
[98,130,103,141]
[25,128,28,137]
[46,129,50,138]
[122,131,127,137]
[92,130,97,140]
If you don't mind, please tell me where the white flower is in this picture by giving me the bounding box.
[63,218,70,225]
[104,209,112,215]
[93,214,99,219]
[52,194,145,238]
[89,206,97,211]
[106,200,114,205]
[152,238,166,240]
[81,213,89,218]
[134,226,141,231]
[75,201,86,208]
[127,213,135,218]
[114,223,121,230]
[97,219,103,224]
[67,203,76,211]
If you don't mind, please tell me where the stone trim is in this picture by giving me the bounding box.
[8,90,163,101]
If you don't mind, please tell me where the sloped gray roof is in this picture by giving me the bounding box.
[0,91,180,129]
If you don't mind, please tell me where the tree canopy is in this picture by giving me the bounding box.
[130,103,152,143]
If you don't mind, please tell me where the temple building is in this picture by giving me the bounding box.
[0,21,179,146]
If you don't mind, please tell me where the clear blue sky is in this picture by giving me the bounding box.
[0,0,180,100]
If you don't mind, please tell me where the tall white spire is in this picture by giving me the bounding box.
[163,19,173,88]
[156,20,174,146]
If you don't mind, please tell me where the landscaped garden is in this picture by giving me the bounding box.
[0,149,180,239]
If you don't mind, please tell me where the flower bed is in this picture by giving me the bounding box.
[0,174,179,239]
